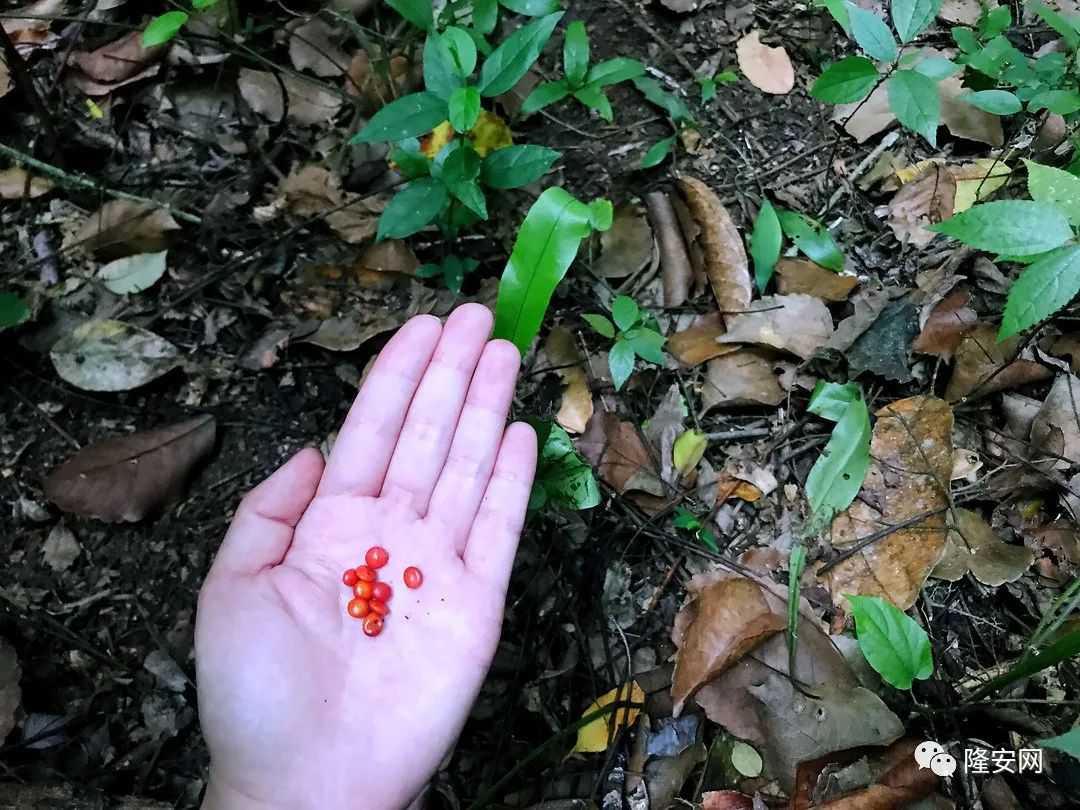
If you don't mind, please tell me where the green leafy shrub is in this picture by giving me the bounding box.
[847,594,933,690]
[805,381,871,522]
[583,295,666,390]
[528,420,600,510]
[144,0,220,46]
[634,77,697,168]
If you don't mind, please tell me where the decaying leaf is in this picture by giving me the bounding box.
[346,49,415,113]
[940,0,988,25]
[357,240,418,274]
[545,327,593,434]
[644,384,687,486]
[0,167,53,199]
[287,17,350,77]
[702,349,793,409]
[0,637,20,743]
[736,31,794,95]
[572,681,645,753]
[41,521,80,572]
[593,203,656,280]
[3,0,64,47]
[275,164,388,243]
[791,738,938,810]
[912,287,977,360]
[933,508,1033,586]
[825,286,891,353]
[825,396,954,610]
[678,177,752,318]
[67,30,165,94]
[70,200,181,260]
[673,429,708,478]
[895,159,1012,212]
[44,415,216,522]
[577,412,664,496]
[882,165,956,248]
[1031,374,1080,468]
[717,294,833,360]
[702,792,753,810]
[846,300,919,382]
[775,259,858,302]
[667,313,737,367]
[944,323,1052,402]
[97,251,168,295]
[238,68,343,125]
[939,74,1004,147]
[50,320,180,392]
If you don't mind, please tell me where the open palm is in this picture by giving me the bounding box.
[195,305,537,810]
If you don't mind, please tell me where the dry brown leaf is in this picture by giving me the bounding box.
[238,68,343,125]
[277,164,387,243]
[826,286,891,352]
[645,191,693,306]
[912,287,977,360]
[44,415,216,523]
[346,50,415,113]
[678,177,751,318]
[701,792,753,810]
[644,383,686,486]
[69,30,165,84]
[667,313,737,367]
[825,396,954,610]
[717,294,833,360]
[671,576,786,714]
[1031,374,1080,468]
[593,203,655,280]
[1026,520,1080,576]
[939,74,1004,147]
[933,508,1033,585]
[792,739,938,810]
[702,349,793,409]
[357,240,418,274]
[944,323,1052,402]
[545,326,593,434]
[882,164,956,248]
[70,200,181,260]
[3,0,65,40]
[833,82,894,143]
[0,57,11,99]
[0,637,19,744]
[671,194,707,296]
[775,258,858,302]
[0,167,53,199]
[940,0,991,25]
[576,411,663,496]
[287,17,350,77]
[736,31,794,95]
[1050,333,1080,373]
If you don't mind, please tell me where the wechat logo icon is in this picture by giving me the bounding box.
[915,741,957,777]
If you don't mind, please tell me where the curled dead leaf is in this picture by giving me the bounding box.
[69,30,165,84]
[287,17,350,77]
[577,411,664,496]
[238,68,343,126]
[0,167,52,199]
[593,203,656,280]
[774,259,858,302]
[881,164,956,248]
[1031,374,1080,468]
[944,323,1051,402]
[667,313,737,367]
[357,240,419,274]
[678,177,751,318]
[645,192,692,305]
[717,294,834,360]
[912,287,977,361]
[276,164,388,243]
[347,49,416,113]
[70,200,180,260]
[933,508,1033,586]
[545,327,593,434]
[702,349,793,409]
[736,31,794,95]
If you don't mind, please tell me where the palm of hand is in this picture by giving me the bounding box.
[195,306,536,810]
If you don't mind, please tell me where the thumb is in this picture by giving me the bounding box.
[209,447,325,578]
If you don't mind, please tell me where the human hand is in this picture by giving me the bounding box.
[195,305,537,810]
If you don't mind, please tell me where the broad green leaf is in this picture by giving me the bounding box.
[583,313,615,338]
[776,210,845,271]
[500,0,561,15]
[443,27,478,75]
[143,11,187,47]
[585,58,646,87]
[98,251,168,294]
[1038,728,1080,761]
[961,89,1021,115]
[564,20,589,87]
[530,420,600,510]
[819,0,851,33]
[493,187,594,353]
[433,140,481,183]
[352,92,448,143]
[521,79,572,114]
[951,25,978,53]
[1031,1,1080,50]
[424,33,464,100]
[451,180,488,219]
[1026,160,1080,227]
[698,77,717,102]
[377,178,448,240]
[847,594,933,689]
[807,380,861,423]
[640,136,675,168]
[913,55,960,79]
[673,506,701,531]
[477,12,564,97]
[805,388,870,518]
[587,199,613,231]
[749,198,783,291]
[891,0,943,43]
[0,292,30,331]
[625,328,665,364]
[573,84,613,121]
[387,0,433,30]
[611,295,639,331]
[609,338,636,390]
[887,69,940,146]
[449,86,481,132]
[999,245,1080,340]
[848,4,897,62]
[474,0,499,33]
[811,56,879,104]
[480,144,560,188]
[965,35,1019,79]
[1029,89,1080,115]
[929,200,1073,256]
[633,76,694,126]
[673,429,708,476]
[979,5,1011,38]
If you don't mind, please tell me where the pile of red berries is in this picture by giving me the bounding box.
[341,546,423,637]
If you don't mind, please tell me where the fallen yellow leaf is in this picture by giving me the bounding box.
[673,429,708,477]
[572,681,645,753]
[894,158,1011,213]
[420,110,513,160]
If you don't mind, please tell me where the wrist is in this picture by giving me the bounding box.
[202,779,290,810]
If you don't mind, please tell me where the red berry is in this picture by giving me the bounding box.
[372,582,392,602]
[403,566,423,589]
[369,599,389,616]
[363,614,384,636]
[347,598,369,619]
[365,546,389,569]
[342,569,359,587]
[354,580,374,600]
[354,565,376,582]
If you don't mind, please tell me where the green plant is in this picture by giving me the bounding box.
[520,21,645,121]
[634,76,697,168]
[673,506,720,553]
[144,0,220,46]
[416,255,480,294]
[805,381,871,523]
[847,594,933,690]
[697,70,738,102]
[582,295,666,390]
[748,202,847,291]
[0,292,30,332]
[1039,727,1080,761]
[527,420,600,510]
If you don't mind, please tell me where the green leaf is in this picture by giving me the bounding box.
[387,0,433,30]
[424,33,464,100]
[609,338,636,390]
[352,92,449,143]
[1038,728,1080,761]
[999,245,1080,340]
[98,251,168,294]
[377,178,448,240]
[573,84,613,121]
[474,0,499,34]
[500,0,562,15]
[847,594,933,689]
[886,69,940,146]
[390,138,431,179]
[979,5,1012,38]
[1029,89,1080,115]
[811,56,879,104]
[583,313,615,338]
[585,57,646,87]
[698,77,717,102]
[819,0,851,32]
[776,210,845,271]
[587,198,613,231]
[449,86,481,132]
[0,292,31,331]
[929,200,1074,256]
[805,388,870,519]
[521,79,573,114]
[640,136,675,169]
[633,76,694,126]
[1026,160,1080,227]
[750,198,783,292]
[961,89,1021,115]
[1031,1,1080,50]
[625,328,665,364]
[452,180,488,219]
[477,12,564,97]
[891,0,943,43]
[951,25,978,53]
[493,187,594,353]
[849,4,897,62]
[807,380,861,423]
[611,295,639,331]
[673,506,701,531]
[563,20,589,87]
[531,421,601,510]
[143,11,188,47]
[480,144,561,188]
[191,0,219,8]
[913,54,960,80]
[443,27,478,76]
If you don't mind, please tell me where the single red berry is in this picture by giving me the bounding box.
[369,599,389,616]
[347,598,370,619]
[354,580,374,600]
[363,614,384,637]
[365,546,389,569]
[403,566,423,589]
[342,569,359,587]
[354,565,377,582]
[372,582,392,602]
